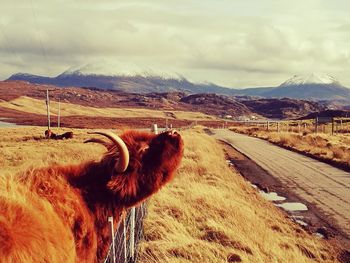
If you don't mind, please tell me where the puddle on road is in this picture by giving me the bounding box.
[276,202,308,212]
[0,120,18,127]
[225,157,322,238]
[259,191,286,201]
[314,232,325,239]
[226,160,234,167]
[295,219,308,227]
[290,215,308,227]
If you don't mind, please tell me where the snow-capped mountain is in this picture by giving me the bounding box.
[7,67,232,95]
[259,73,350,100]
[57,63,184,80]
[279,73,339,87]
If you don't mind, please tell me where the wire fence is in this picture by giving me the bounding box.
[229,117,350,135]
[103,203,147,263]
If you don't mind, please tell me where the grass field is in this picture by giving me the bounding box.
[0,96,216,121]
[0,127,339,262]
[230,126,350,170]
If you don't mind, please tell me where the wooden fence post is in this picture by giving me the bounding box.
[108,217,116,263]
[130,208,135,260]
[46,89,50,130]
[123,218,127,263]
[315,119,318,133]
[58,98,61,128]
[151,124,158,134]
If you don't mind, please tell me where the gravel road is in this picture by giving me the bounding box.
[213,129,350,238]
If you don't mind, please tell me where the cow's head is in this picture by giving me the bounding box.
[86,130,184,206]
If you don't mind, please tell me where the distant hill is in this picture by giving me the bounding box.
[7,71,350,102]
[0,81,254,119]
[0,81,324,119]
[300,110,350,120]
[179,93,252,117]
[239,98,325,119]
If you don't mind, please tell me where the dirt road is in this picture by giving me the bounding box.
[213,129,350,239]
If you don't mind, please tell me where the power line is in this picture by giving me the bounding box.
[29,0,49,69]
[0,23,23,65]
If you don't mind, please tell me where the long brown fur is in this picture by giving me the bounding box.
[0,130,184,262]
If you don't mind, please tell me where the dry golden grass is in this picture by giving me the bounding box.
[0,127,338,262]
[138,128,337,262]
[0,96,216,121]
[0,126,104,175]
[230,126,350,168]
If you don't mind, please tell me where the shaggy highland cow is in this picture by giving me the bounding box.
[45,129,74,140]
[0,130,184,262]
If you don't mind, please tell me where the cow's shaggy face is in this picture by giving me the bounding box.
[88,130,184,206]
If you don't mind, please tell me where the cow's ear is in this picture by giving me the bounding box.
[138,143,149,154]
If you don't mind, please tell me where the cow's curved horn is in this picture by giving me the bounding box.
[88,131,129,173]
[84,138,111,149]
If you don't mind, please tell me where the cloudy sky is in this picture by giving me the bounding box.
[0,0,349,88]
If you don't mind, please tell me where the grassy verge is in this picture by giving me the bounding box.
[138,128,338,262]
[230,126,350,171]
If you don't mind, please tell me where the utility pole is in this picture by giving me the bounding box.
[46,89,50,130]
[58,98,61,128]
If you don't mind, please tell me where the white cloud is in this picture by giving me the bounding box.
[0,0,349,87]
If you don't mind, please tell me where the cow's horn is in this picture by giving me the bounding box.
[84,138,110,149]
[88,131,129,173]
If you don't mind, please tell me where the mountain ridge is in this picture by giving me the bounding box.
[0,80,326,120]
[6,71,350,101]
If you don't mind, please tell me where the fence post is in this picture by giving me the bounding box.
[277,122,280,132]
[266,121,269,131]
[108,217,116,263]
[298,121,301,133]
[335,121,337,134]
[46,89,50,130]
[58,98,61,128]
[129,207,136,260]
[315,119,318,133]
[151,124,158,134]
[331,118,335,135]
[123,218,127,263]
